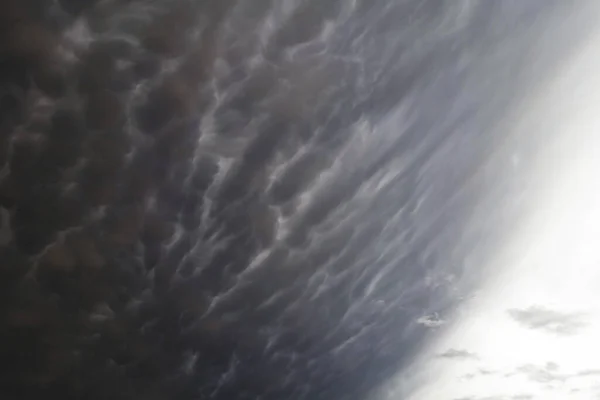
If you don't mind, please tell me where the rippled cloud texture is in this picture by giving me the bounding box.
[0,1,598,400]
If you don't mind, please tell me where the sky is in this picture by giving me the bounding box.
[3,2,600,399]
[381,11,600,400]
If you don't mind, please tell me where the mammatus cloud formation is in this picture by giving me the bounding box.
[5,1,547,399]
[2,1,600,400]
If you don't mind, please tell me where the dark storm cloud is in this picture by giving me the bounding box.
[507,306,588,335]
[0,0,507,398]
[0,207,11,245]
[0,0,594,400]
[437,349,479,360]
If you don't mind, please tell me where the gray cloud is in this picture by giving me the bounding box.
[544,362,559,371]
[437,349,479,360]
[574,369,600,378]
[417,314,445,328]
[507,306,588,336]
[478,368,497,376]
[506,362,600,384]
[460,368,498,381]
[453,395,533,400]
[454,397,504,400]
[507,363,567,383]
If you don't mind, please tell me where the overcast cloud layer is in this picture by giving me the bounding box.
[0,1,599,399]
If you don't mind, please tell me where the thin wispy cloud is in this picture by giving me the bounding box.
[416,313,445,328]
[460,368,498,381]
[507,306,588,336]
[573,369,600,378]
[478,368,496,376]
[509,364,567,383]
[511,395,533,400]
[453,395,533,400]
[504,362,600,384]
[437,349,479,360]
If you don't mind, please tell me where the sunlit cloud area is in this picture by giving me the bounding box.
[383,6,600,400]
